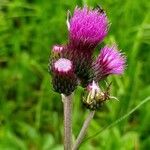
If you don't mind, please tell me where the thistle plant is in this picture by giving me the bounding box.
[49,6,126,150]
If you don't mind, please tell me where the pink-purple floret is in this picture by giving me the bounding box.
[69,7,108,46]
[94,45,126,79]
[53,58,74,76]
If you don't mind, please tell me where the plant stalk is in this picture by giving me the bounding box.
[72,110,95,150]
[62,94,73,150]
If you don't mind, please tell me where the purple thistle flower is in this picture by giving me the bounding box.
[93,45,126,81]
[63,6,109,86]
[49,6,127,96]
[69,6,109,50]
[52,58,77,95]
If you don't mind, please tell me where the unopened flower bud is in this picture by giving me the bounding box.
[48,45,64,73]
[52,58,77,96]
[52,45,64,55]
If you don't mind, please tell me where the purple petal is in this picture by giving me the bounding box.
[93,45,126,80]
[69,6,109,49]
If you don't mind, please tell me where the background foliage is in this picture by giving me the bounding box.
[0,0,150,149]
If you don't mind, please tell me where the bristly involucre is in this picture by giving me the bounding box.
[64,45,94,87]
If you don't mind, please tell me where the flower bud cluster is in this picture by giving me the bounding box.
[49,6,126,107]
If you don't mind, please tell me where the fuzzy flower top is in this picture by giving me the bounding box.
[69,7,109,49]
[93,45,126,81]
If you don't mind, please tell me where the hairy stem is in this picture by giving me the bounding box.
[72,110,95,150]
[62,94,73,150]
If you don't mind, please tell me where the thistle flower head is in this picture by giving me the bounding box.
[69,6,109,49]
[93,45,126,81]
[52,58,77,95]
[49,6,127,98]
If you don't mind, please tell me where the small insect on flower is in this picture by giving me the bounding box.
[93,4,105,14]
[83,81,113,110]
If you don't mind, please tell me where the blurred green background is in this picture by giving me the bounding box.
[0,0,150,149]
